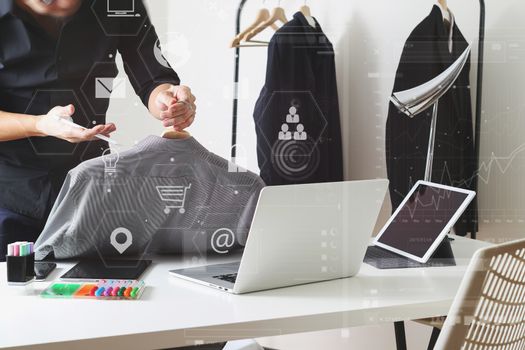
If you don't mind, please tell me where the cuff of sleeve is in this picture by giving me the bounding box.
[140,78,181,107]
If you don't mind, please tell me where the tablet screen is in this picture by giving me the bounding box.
[61,259,152,280]
[377,184,469,258]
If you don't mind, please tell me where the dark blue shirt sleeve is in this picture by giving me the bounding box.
[117,0,180,107]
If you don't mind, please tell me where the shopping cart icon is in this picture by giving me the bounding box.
[156,183,192,214]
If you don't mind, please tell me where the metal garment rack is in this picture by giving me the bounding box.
[472,0,485,240]
[230,0,485,238]
[230,0,249,160]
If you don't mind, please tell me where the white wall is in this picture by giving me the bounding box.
[106,0,525,348]
[475,0,525,243]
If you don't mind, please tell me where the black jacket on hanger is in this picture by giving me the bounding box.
[253,12,343,185]
[386,5,476,236]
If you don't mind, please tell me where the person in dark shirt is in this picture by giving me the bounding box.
[0,0,197,260]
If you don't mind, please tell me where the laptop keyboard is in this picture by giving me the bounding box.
[213,273,237,284]
[364,245,455,269]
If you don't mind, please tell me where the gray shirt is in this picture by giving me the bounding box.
[35,136,265,260]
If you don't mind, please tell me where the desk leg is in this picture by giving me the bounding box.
[394,321,407,350]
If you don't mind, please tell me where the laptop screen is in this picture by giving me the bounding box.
[108,0,134,12]
[377,183,470,258]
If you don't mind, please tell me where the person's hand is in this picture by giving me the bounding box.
[35,105,116,143]
[155,85,196,131]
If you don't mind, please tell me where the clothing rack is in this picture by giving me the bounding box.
[230,0,248,160]
[472,0,485,239]
[230,0,485,238]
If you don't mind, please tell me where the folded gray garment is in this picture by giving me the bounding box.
[35,136,265,260]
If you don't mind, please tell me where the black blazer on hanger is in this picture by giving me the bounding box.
[253,12,343,185]
[386,5,476,236]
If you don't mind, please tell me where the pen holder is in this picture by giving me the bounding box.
[7,253,35,283]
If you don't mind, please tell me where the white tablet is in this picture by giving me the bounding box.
[374,181,476,263]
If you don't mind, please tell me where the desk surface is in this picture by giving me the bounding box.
[0,236,491,350]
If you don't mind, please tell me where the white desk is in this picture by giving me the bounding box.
[0,236,490,350]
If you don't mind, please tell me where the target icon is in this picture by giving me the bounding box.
[272,138,320,181]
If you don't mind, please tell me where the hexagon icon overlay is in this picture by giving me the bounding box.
[138,29,192,81]
[137,162,210,231]
[255,91,328,181]
[90,210,153,269]
[80,61,140,116]
[90,0,148,37]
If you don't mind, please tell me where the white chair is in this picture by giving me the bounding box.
[434,238,525,349]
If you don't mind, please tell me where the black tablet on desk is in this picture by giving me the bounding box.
[61,259,152,280]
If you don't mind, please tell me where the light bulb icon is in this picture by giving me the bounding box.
[102,148,120,175]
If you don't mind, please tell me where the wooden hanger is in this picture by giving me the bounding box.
[230,1,279,48]
[243,3,287,43]
[161,129,191,139]
[437,0,451,24]
[300,1,316,28]
[300,4,310,16]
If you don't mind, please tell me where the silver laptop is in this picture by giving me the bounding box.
[170,180,389,294]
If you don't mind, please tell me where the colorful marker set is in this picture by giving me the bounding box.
[6,241,35,284]
[41,279,146,300]
[7,241,34,257]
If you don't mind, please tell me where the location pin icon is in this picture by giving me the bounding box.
[110,227,133,254]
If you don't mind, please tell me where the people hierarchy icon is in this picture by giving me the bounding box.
[278,106,307,141]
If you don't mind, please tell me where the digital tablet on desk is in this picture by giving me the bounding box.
[60,259,152,281]
[372,181,475,263]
